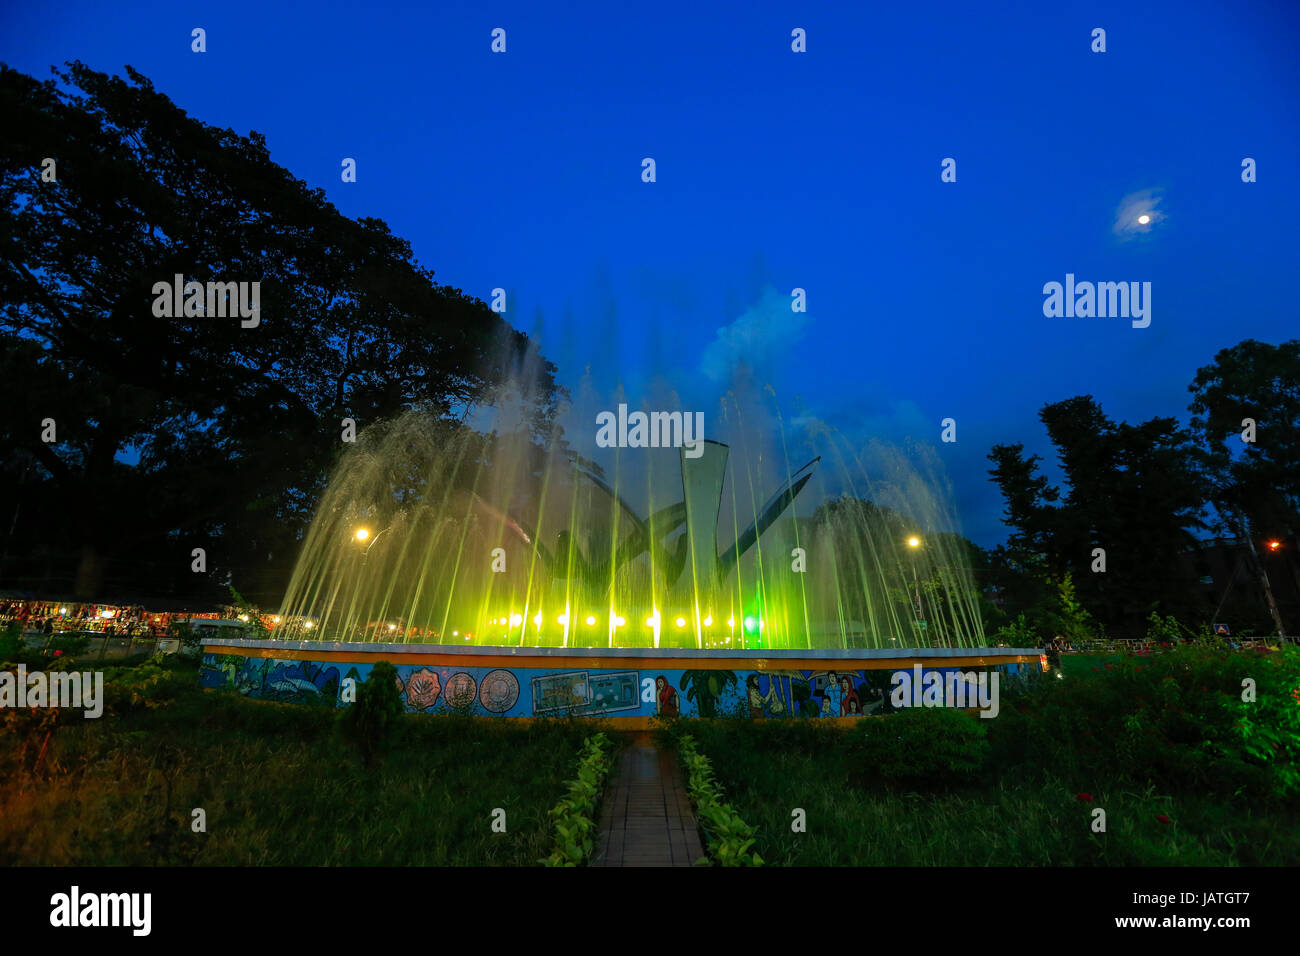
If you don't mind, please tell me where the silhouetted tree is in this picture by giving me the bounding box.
[0,63,561,603]
[988,396,1208,635]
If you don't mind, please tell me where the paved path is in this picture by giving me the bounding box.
[590,739,705,867]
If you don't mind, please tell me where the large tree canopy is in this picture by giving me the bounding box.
[988,395,1208,635]
[0,62,561,604]
[1189,338,1300,539]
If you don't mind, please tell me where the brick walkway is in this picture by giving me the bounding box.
[590,739,705,867]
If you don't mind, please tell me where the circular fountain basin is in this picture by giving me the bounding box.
[200,639,1045,726]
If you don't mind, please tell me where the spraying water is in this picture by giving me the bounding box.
[277,378,985,650]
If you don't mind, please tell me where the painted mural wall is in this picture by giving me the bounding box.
[200,652,1037,719]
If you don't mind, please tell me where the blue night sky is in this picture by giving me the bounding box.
[4,0,1297,546]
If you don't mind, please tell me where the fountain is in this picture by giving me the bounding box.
[199,386,1045,722]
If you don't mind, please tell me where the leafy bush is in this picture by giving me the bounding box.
[338,660,404,768]
[1145,612,1184,644]
[101,661,192,716]
[0,623,39,667]
[993,613,1039,647]
[850,707,989,784]
[46,633,92,658]
[677,734,761,866]
[543,732,614,866]
[988,644,1300,799]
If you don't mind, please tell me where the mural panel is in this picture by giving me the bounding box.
[201,652,1037,720]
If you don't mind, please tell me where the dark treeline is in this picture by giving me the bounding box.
[1,62,561,606]
[982,339,1300,639]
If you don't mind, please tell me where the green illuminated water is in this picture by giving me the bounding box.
[278,385,985,650]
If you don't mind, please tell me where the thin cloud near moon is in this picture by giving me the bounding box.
[1113,188,1166,239]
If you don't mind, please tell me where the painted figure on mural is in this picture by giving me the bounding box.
[839,676,859,715]
[746,674,779,717]
[823,670,842,717]
[656,675,679,717]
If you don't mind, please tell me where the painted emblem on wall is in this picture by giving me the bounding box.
[445,671,478,709]
[405,667,442,710]
[479,669,520,713]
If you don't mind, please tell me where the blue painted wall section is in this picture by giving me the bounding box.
[201,653,1035,718]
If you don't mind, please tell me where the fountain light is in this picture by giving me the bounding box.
[907,536,921,549]
[727,617,735,628]
[557,613,569,627]
[612,614,626,627]
[703,615,713,627]
[509,613,523,627]
[645,613,659,628]
[675,617,686,628]
[533,613,542,629]
[304,621,314,629]
[387,623,396,632]
[1137,214,1150,225]
[354,527,370,542]
[743,615,756,633]
[585,615,596,626]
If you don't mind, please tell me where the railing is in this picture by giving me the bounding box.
[1065,635,1299,655]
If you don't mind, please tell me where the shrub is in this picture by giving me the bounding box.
[45,633,91,659]
[102,661,191,715]
[677,734,761,866]
[850,707,989,784]
[993,613,1039,647]
[543,732,615,866]
[338,660,404,768]
[987,644,1300,799]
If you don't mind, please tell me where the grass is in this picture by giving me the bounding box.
[0,659,595,865]
[676,720,1300,866]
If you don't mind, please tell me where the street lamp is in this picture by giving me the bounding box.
[905,535,923,633]
[354,525,392,555]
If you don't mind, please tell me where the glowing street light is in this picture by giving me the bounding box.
[354,527,370,542]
